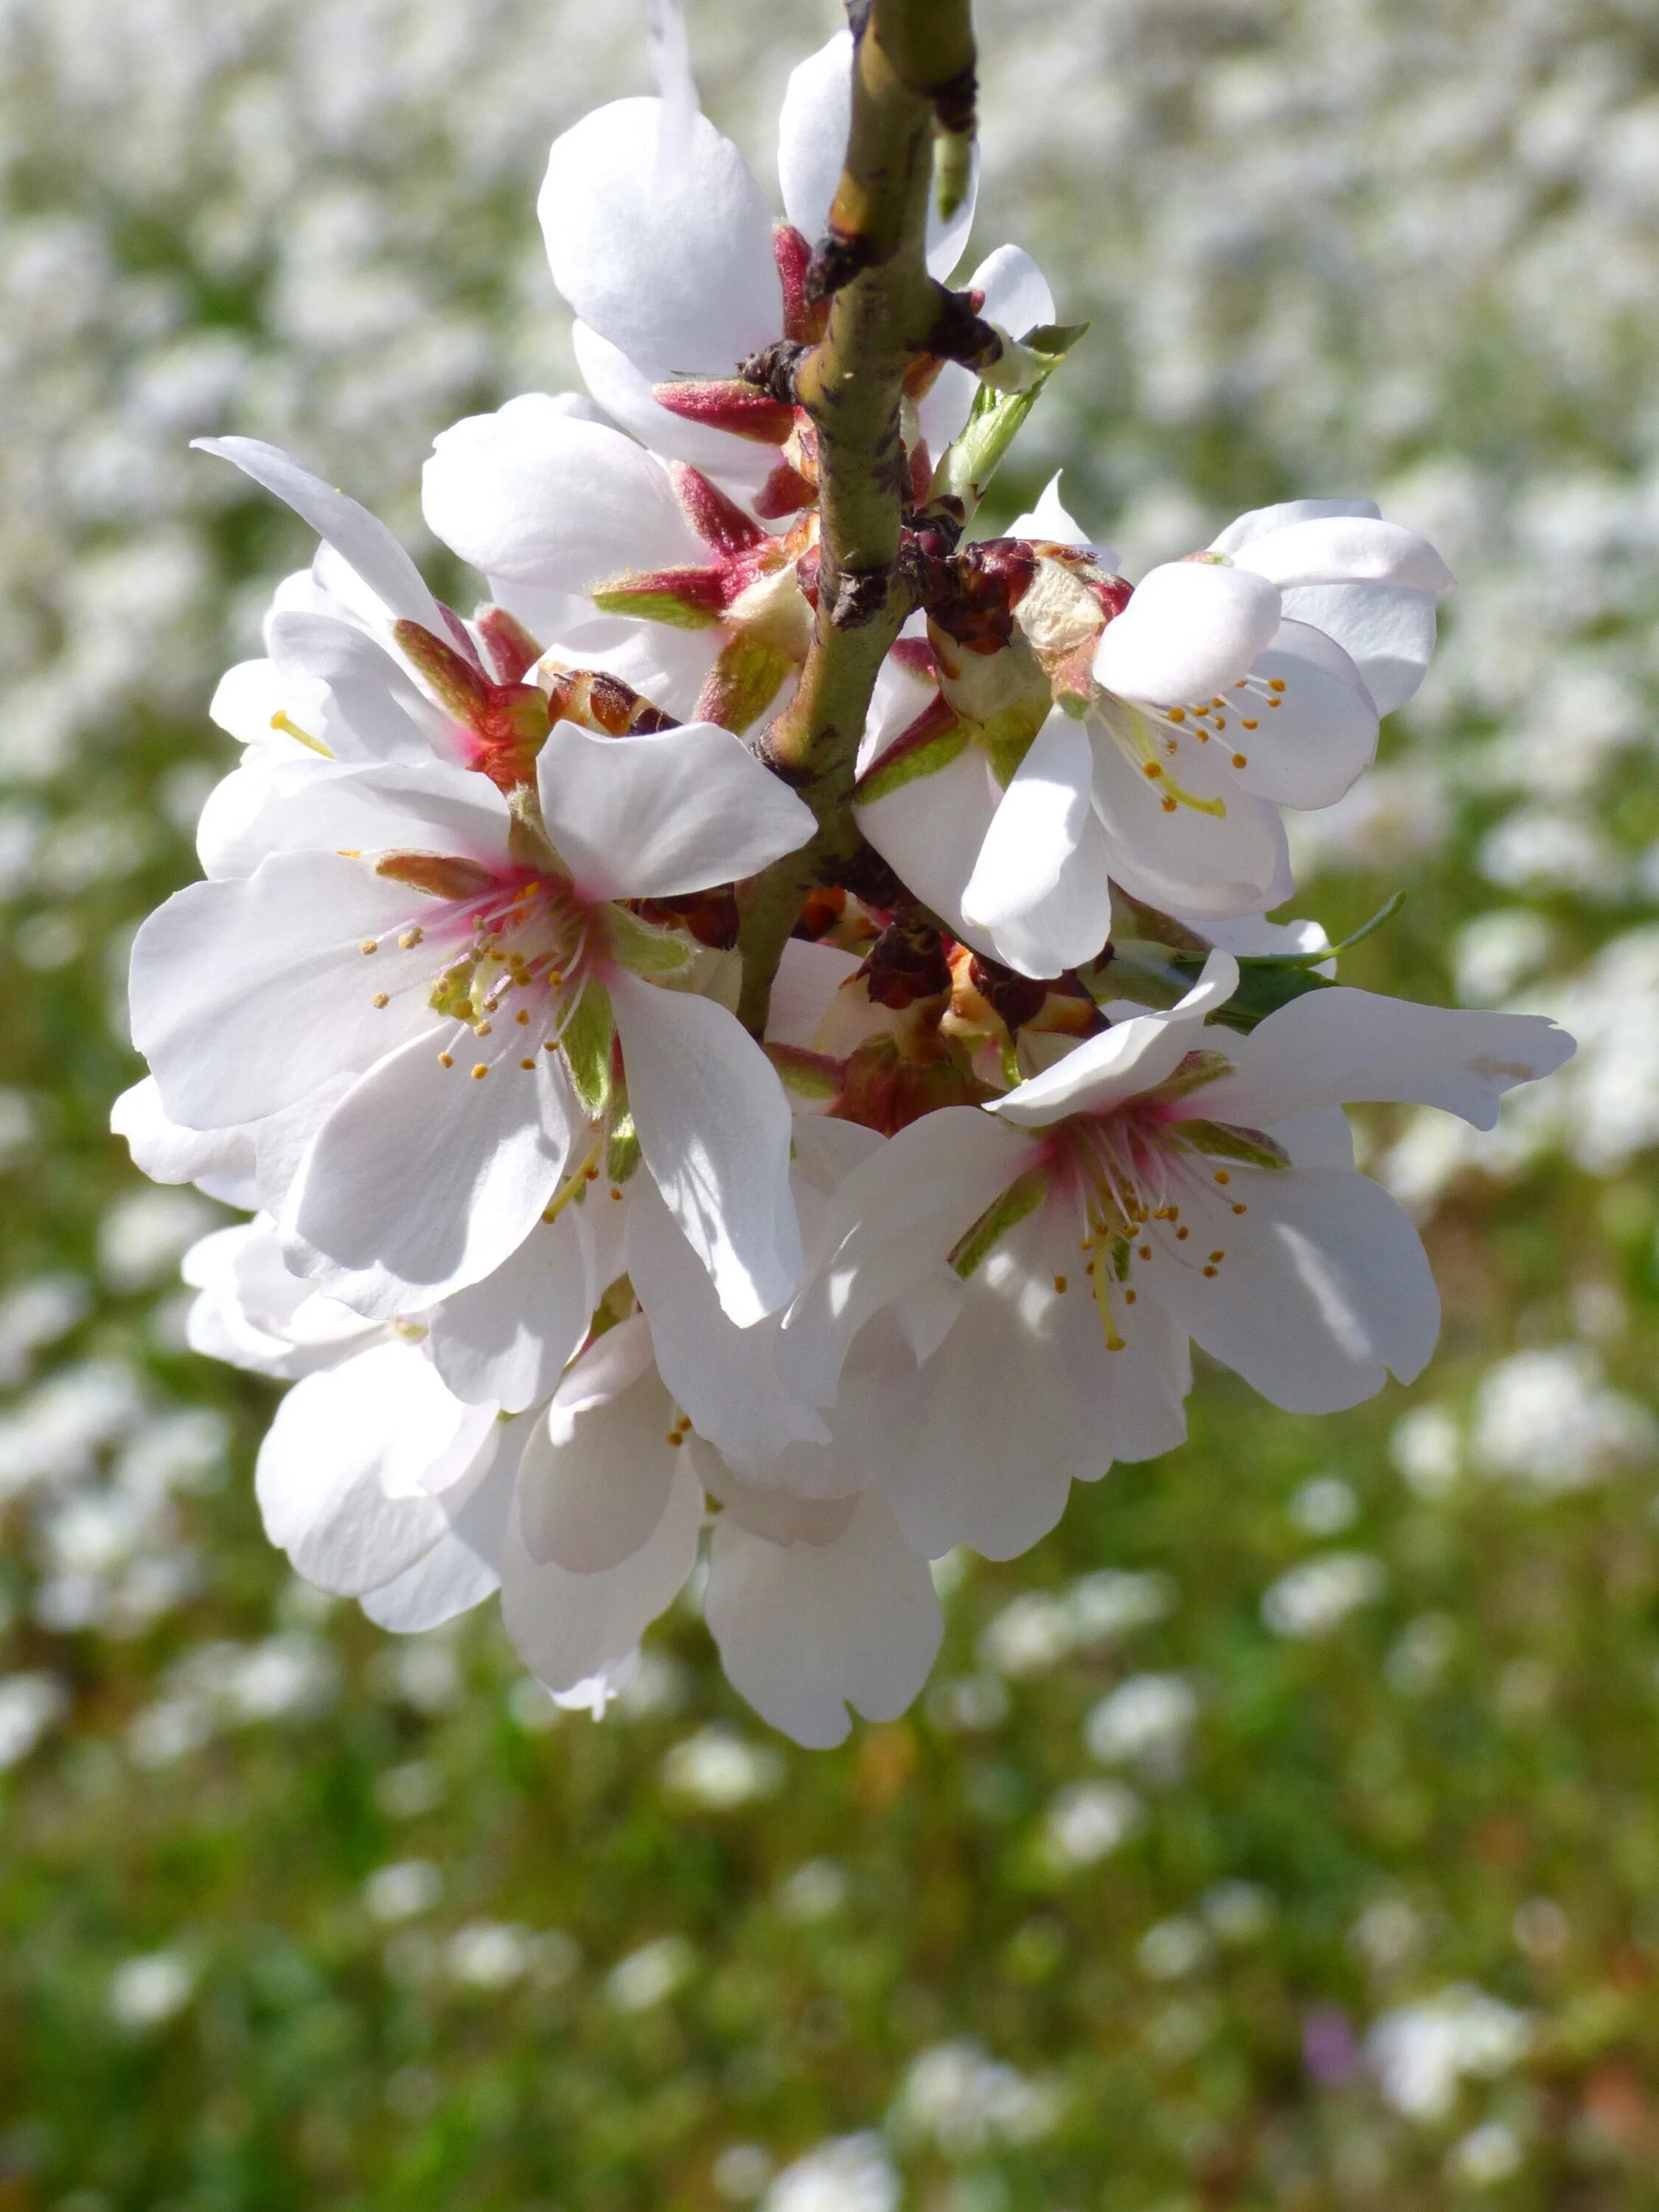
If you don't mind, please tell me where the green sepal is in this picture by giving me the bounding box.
[854,720,967,807]
[562,979,615,1119]
[589,587,720,630]
[606,903,694,977]
[1147,1048,1236,1105]
[1176,1119,1290,1171]
[949,1165,1048,1280]
[765,1045,844,1101]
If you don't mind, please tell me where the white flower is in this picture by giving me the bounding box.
[1470,1345,1655,1492]
[1261,1551,1388,1639]
[858,496,1453,978]
[759,2135,899,2212]
[785,953,1571,1560]
[538,32,977,479]
[128,717,814,1326]
[1366,1986,1531,2122]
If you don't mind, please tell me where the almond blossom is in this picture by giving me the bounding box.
[129,716,815,1326]
[856,493,1455,978]
[782,954,1572,1559]
[112,5,1580,1751]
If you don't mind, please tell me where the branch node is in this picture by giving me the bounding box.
[737,338,807,406]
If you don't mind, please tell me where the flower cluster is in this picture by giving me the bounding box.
[116,29,1573,1747]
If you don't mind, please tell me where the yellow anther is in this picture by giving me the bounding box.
[1209,1250,1225,1262]
[1213,1170,1231,1184]
[1211,697,1225,709]
[1240,718,1259,731]
[1267,696,1281,708]
[359,939,378,955]
[1053,1273,1068,1294]
[1143,762,1163,779]
[371,992,389,1009]
[1231,1202,1248,1215]
[1138,1244,1152,1260]
[1267,678,1287,692]
[269,709,329,756]
[520,1057,535,1070]
[1166,707,1186,723]
[1202,1265,1218,1277]
[543,1040,558,1051]
[398,928,423,949]
[1161,795,1178,810]
[1124,1287,1138,1304]
[666,1430,684,1447]
[583,1165,599,1181]
[1231,751,1248,768]
[471,1063,488,1079]
[1175,1226,1189,1241]
[474,1020,492,1036]
[438,1052,454,1068]
[515,1009,529,1026]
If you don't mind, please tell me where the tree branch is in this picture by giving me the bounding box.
[734,0,976,1037]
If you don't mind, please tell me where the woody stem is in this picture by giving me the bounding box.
[734,0,977,1036]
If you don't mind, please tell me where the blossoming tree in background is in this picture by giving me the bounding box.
[116,0,1573,1747]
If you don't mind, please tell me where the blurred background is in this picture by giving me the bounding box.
[2,0,1658,2204]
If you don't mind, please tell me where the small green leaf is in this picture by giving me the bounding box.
[929,322,1090,519]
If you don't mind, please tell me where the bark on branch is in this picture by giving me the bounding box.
[734,0,977,1036]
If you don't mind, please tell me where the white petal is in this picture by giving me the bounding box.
[764,938,863,1049]
[855,743,1004,955]
[499,1454,703,1694]
[571,321,773,484]
[111,1077,257,1199]
[777,30,977,278]
[990,952,1239,1126]
[204,755,512,882]
[129,855,437,1130]
[360,1417,524,1630]
[961,712,1113,974]
[535,720,814,904]
[1208,498,1380,554]
[873,1225,1101,1560]
[705,1491,942,1747]
[210,658,302,748]
[285,1025,577,1321]
[255,1342,496,1593]
[540,99,780,378]
[777,32,853,243]
[1148,1167,1439,1414]
[1279,582,1440,716]
[781,1105,1026,1408]
[1224,621,1377,810]
[1006,471,1096,550]
[422,397,703,591]
[975,242,1055,340]
[425,1203,597,1411]
[611,972,802,1324]
[1185,990,1576,1132]
[1090,717,1294,919]
[517,1350,679,1573]
[627,1173,829,1465]
[1094,562,1281,706]
[266,611,441,764]
[1228,516,1454,596]
[193,437,448,635]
